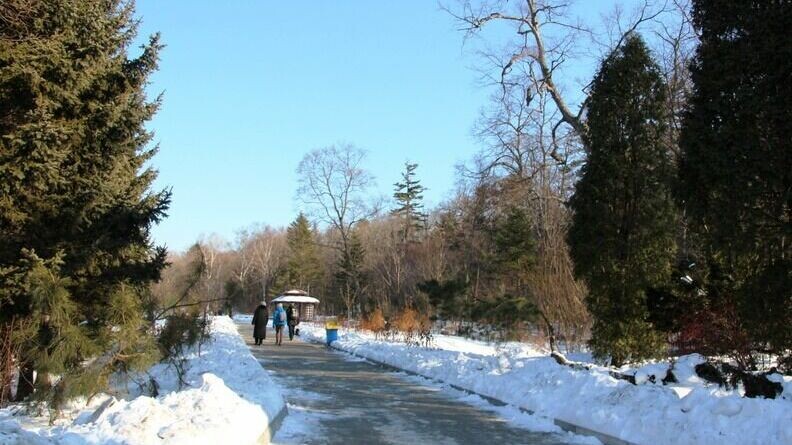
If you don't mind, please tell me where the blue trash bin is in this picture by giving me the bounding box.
[325,328,338,345]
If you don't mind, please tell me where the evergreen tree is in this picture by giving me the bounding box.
[285,213,323,290]
[678,0,792,366]
[0,0,168,404]
[568,35,677,366]
[478,206,539,339]
[492,206,535,278]
[418,278,468,322]
[335,231,366,318]
[392,162,428,244]
[224,280,243,315]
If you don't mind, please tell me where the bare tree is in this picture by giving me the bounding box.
[653,0,698,159]
[230,229,257,305]
[232,226,282,307]
[445,0,591,139]
[412,220,450,284]
[245,226,287,298]
[459,34,591,348]
[445,0,672,148]
[196,234,231,312]
[445,0,699,350]
[153,227,289,318]
[297,144,377,252]
[358,217,407,311]
[296,143,377,317]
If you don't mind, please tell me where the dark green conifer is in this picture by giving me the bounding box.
[569,35,677,366]
[0,0,169,405]
[476,206,539,338]
[285,213,324,290]
[678,0,792,365]
[418,278,468,322]
[335,231,366,317]
[492,206,535,277]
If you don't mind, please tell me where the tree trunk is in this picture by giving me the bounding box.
[14,366,34,402]
[541,311,557,353]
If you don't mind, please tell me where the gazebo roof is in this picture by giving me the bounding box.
[271,295,320,304]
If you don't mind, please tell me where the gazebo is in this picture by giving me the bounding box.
[271,289,320,321]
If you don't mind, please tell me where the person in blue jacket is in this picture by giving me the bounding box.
[272,303,287,346]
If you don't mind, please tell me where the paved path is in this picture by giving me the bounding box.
[237,323,577,445]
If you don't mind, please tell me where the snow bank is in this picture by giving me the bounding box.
[300,323,791,445]
[232,314,255,324]
[0,316,285,445]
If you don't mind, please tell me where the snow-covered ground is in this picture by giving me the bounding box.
[0,316,285,445]
[300,323,792,445]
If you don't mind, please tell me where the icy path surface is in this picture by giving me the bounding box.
[235,323,587,445]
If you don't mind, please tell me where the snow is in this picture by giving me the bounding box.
[632,362,669,385]
[433,333,547,358]
[271,390,335,445]
[233,313,254,323]
[393,372,602,445]
[272,403,333,445]
[232,313,273,328]
[300,323,792,445]
[270,296,320,304]
[0,316,285,445]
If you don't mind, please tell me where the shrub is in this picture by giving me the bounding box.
[156,313,209,388]
[360,308,387,339]
[392,307,433,347]
[674,303,755,370]
[695,361,784,399]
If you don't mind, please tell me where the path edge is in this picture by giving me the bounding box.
[316,339,637,445]
[256,404,288,445]
[232,321,289,445]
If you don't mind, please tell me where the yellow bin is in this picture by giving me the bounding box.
[325,317,339,345]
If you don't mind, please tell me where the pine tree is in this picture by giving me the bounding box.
[418,278,468,322]
[678,0,792,366]
[484,205,538,321]
[477,206,539,339]
[0,0,169,405]
[285,213,323,291]
[568,35,677,366]
[492,206,535,278]
[392,162,428,244]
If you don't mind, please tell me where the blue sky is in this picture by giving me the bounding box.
[133,1,626,251]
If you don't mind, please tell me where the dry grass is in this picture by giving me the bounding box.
[360,308,387,333]
[354,307,434,347]
[392,307,428,333]
[392,307,433,347]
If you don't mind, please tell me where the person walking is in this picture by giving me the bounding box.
[251,301,268,345]
[286,304,299,341]
[272,303,287,346]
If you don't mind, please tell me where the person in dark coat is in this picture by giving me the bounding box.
[286,304,299,341]
[251,301,268,345]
